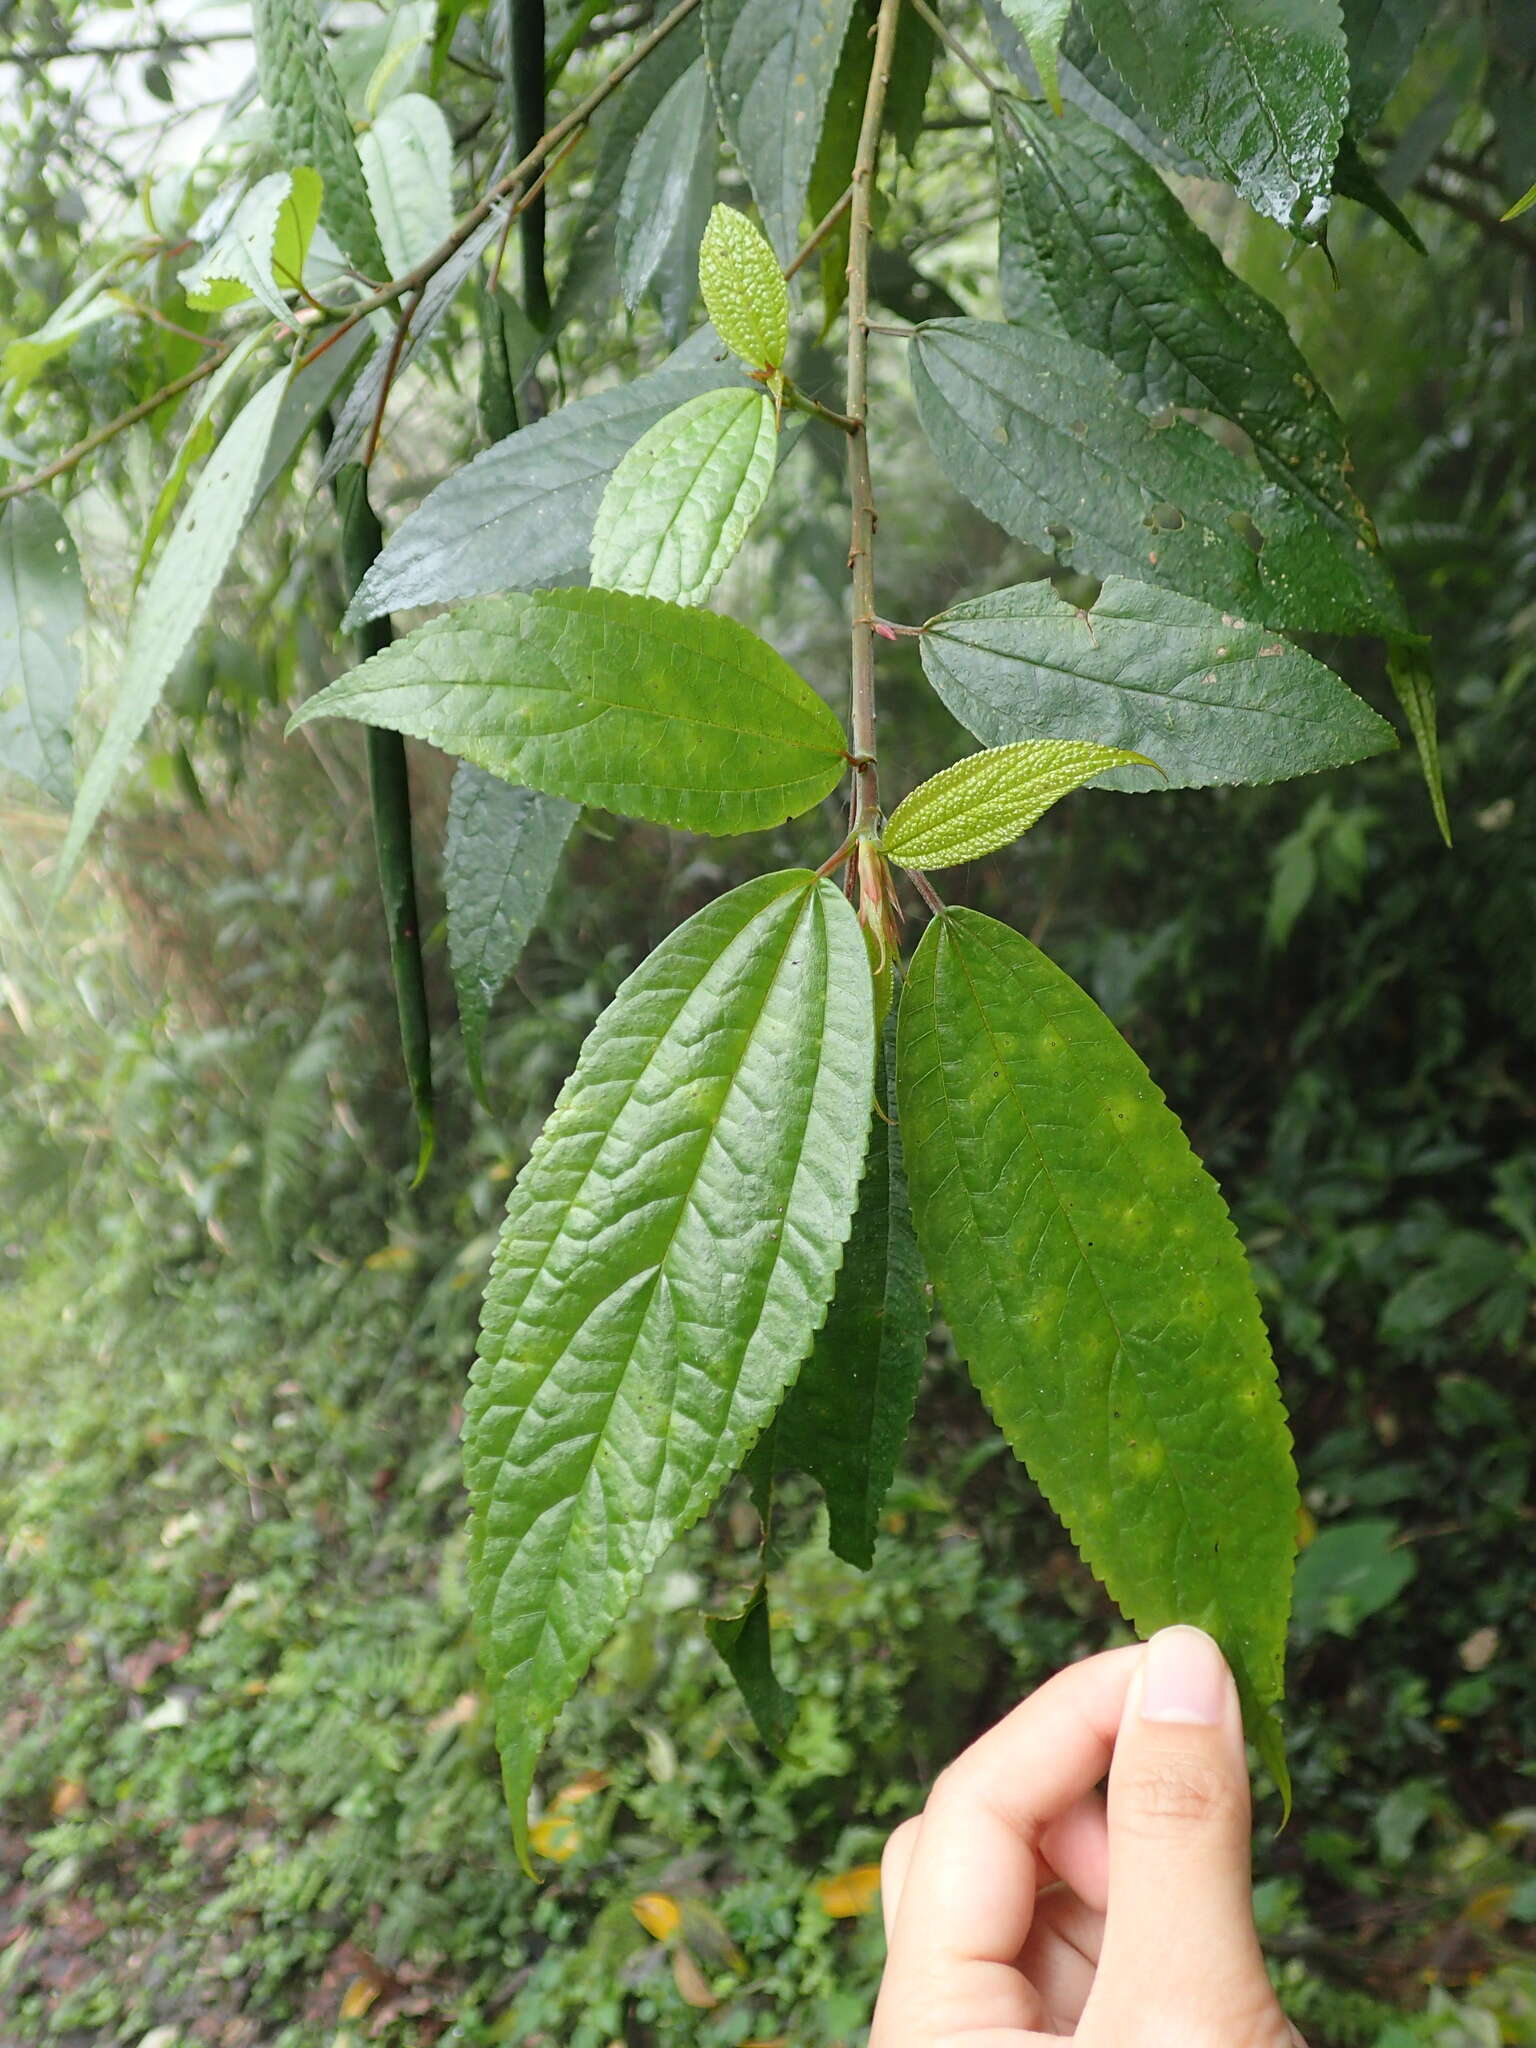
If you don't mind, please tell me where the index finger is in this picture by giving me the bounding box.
[872,1644,1143,2045]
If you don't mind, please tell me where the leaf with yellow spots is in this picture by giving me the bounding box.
[338,1979,380,2021]
[897,909,1297,1808]
[814,1862,883,1917]
[529,1812,583,1862]
[632,1892,682,1940]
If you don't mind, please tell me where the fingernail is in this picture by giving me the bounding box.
[1140,1626,1229,1726]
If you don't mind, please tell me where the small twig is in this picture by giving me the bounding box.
[0,30,253,62]
[1414,166,1536,259]
[783,382,859,434]
[907,0,1004,98]
[865,320,917,337]
[109,292,221,348]
[0,339,239,503]
[362,292,420,467]
[785,184,853,280]
[906,868,948,917]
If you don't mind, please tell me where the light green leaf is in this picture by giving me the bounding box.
[897,909,1297,1796]
[702,0,858,265]
[911,319,1392,635]
[137,329,271,577]
[590,387,777,605]
[771,1020,929,1570]
[289,586,848,836]
[993,96,1405,633]
[344,333,747,625]
[0,497,83,804]
[2,293,115,394]
[999,0,1072,114]
[53,369,289,899]
[1503,179,1536,222]
[1387,639,1451,846]
[698,205,790,371]
[358,92,454,278]
[920,577,1397,791]
[362,0,435,116]
[180,167,323,321]
[617,60,717,314]
[466,868,875,1863]
[445,765,578,1102]
[884,740,1156,871]
[253,0,388,277]
[706,1582,797,1749]
[1074,0,1349,226]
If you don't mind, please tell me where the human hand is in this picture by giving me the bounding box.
[871,1627,1305,2047]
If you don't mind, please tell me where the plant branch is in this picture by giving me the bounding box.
[0,339,240,504]
[906,0,1002,98]
[785,185,853,280]
[845,0,904,837]
[1413,166,1536,259]
[298,0,701,368]
[783,382,858,434]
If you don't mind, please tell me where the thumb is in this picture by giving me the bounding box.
[1085,1626,1290,2045]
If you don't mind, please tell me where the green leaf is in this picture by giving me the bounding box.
[1387,638,1452,846]
[344,335,747,625]
[706,1582,797,1749]
[0,497,83,804]
[1074,0,1349,227]
[698,205,790,372]
[466,868,875,1864]
[998,0,1072,114]
[180,167,324,322]
[1291,1519,1416,1640]
[772,1020,929,1570]
[896,908,1297,1796]
[1503,179,1536,223]
[1331,132,1428,253]
[1341,0,1439,133]
[920,576,1397,791]
[617,60,718,315]
[53,368,289,899]
[911,318,1393,635]
[993,97,1406,634]
[884,740,1156,870]
[590,387,777,605]
[252,0,388,278]
[358,92,454,277]
[885,4,939,162]
[445,766,578,1102]
[138,329,271,576]
[702,0,858,265]
[289,586,848,836]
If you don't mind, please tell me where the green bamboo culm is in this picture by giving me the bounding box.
[334,463,436,1183]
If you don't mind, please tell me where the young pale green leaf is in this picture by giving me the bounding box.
[911,319,1394,636]
[771,1022,929,1571]
[1074,0,1349,226]
[138,329,271,576]
[921,576,1396,791]
[445,766,578,1102]
[998,0,1072,114]
[466,868,874,1864]
[1387,639,1452,846]
[705,1582,796,1750]
[884,740,1156,871]
[897,909,1297,1798]
[252,0,387,278]
[180,168,323,322]
[702,0,858,265]
[289,586,847,836]
[358,92,454,277]
[590,387,777,606]
[993,97,1406,634]
[53,368,289,900]
[617,60,717,313]
[344,335,746,625]
[0,497,83,804]
[698,205,790,371]
[1503,179,1536,222]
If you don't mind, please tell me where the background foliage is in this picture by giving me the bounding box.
[2,1,1535,2043]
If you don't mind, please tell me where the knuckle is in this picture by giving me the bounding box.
[1116,1751,1244,1835]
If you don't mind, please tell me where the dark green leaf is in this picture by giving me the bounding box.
[0,496,83,804]
[466,868,874,1864]
[1291,1520,1416,1640]
[252,0,388,277]
[1387,638,1452,846]
[911,318,1393,635]
[984,0,1204,175]
[1340,0,1439,132]
[897,908,1296,1796]
[920,578,1396,792]
[994,96,1406,632]
[1332,132,1429,253]
[772,1022,929,1570]
[344,335,746,626]
[290,586,848,836]
[590,387,777,605]
[706,1582,797,1748]
[885,3,939,161]
[999,0,1072,114]
[617,59,717,315]
[1074,0,1349,226]
[54,369,289,899]
[702,0,859,265]
[445,766,577,1101]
